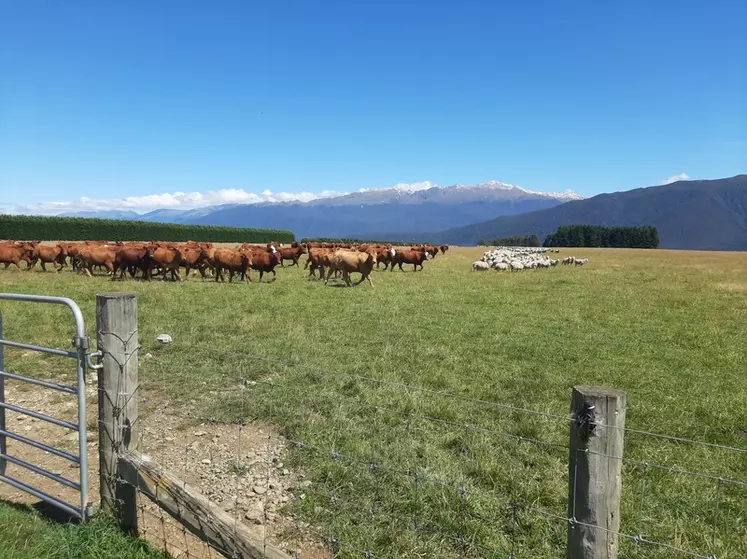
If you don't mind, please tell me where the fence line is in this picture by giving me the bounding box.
[1,292,731,557]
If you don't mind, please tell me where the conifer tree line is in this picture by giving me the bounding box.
[543,225,659,248]
[0,214,295,243]
[478,235,541,247]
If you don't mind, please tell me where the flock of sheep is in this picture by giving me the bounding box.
[472,247,589,271]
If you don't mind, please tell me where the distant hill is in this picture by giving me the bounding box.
[58,182,582,239]
[61,210,142,220]
[427,175,747,250]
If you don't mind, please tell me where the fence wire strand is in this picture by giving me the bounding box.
[107,346,746,558]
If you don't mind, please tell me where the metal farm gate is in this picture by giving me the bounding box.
[0,293,100,520]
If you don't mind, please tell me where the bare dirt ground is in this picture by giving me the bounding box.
[0,367,331,559]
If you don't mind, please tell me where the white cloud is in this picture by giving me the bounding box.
[11,188,346,215]
[662,173,691,185]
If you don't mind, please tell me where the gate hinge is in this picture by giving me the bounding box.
[74,336,90,350]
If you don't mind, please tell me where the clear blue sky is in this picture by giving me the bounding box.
[1,0,745,211]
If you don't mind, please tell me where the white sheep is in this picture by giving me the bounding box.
[472,260,490,271]
[494,262,509,271]
[574,258,589,266]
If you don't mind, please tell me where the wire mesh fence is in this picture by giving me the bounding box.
[108,340,747,559]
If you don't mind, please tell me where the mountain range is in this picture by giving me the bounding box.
[417,175,747,250]
[58,175,747,250]
[62,182,582,239]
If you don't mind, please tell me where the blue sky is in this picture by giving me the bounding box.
[1,0,745,213]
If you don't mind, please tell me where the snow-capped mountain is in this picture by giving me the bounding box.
[60,181,583,239]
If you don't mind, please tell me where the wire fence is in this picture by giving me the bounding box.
[106,341,747,559]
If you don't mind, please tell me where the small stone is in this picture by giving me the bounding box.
[253,486,267,495]
[164,436,175,442]
[144,353,154,360]
[299,480,312,489]
[280,495,289,503]
[194,431,207,437]
[281,469,289,476]
[299,493,306,500]
[201,459,212,465]
[156,334,172,344]
[244,506,263,524]
[16,416,26,422]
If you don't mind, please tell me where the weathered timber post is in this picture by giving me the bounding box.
[96,292,139,534]
[567,386,626,559]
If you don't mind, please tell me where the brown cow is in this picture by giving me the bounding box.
[0,243,34,270]
[324,250,377,287]
[306,247,334,279]
[440,245,449,254]
[213,248,252,283]
[279,245,307,267]
[180,246,208,279]
[391,249,430,272]
[78,246,117,276]
[245,247,282,282]
[31,244,68,272]
[376,246,396,270]
[147,245,183,282]
[113,245,153,280]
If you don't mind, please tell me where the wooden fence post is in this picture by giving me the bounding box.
[567,386,626,559]
[96,292,139,534]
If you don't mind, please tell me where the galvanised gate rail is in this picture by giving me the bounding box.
[0,294,101,520]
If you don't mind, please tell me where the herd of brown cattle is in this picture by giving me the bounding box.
[0,239,449,287]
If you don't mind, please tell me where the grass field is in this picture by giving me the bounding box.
[0,501,167,559]
[1,247,747,558]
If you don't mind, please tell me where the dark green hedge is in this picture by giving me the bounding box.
[478,235,541,247]
[543,225,659,248]
[300,237,420,245]
[0,214,295,243]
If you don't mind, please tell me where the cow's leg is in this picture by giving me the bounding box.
[366,273,374,288]
[271,269,277,281]
[258,270,264,282]
[184,266,191,279]
[40,261,47,272]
